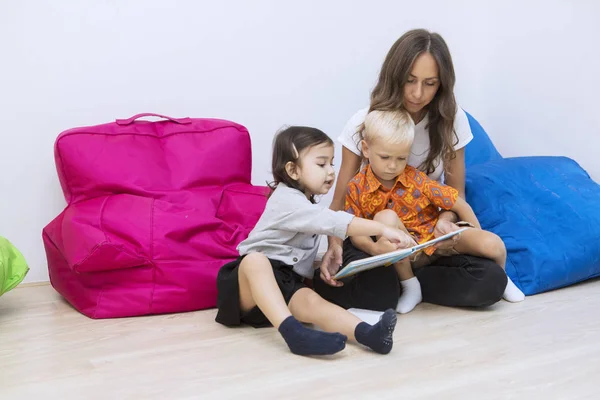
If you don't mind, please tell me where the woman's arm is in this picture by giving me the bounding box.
[437,147,467,224]
[451,197,481,229]
[327,147,362,247]
[444,147,467,199]
[330,147,362,212]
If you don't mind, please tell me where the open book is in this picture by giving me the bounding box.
[333,228,468,280]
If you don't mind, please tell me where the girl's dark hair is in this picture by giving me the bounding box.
[269,126,333,203]
[358,28,458,175]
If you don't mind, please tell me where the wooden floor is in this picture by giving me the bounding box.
[1,281,599,400]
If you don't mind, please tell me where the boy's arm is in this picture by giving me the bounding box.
[438,210,458,224]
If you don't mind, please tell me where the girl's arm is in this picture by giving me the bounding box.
[347,218,416,248]
[350,235,399,256]
[270,188,409,241]
[318,214,415,287]
[350,236,377,255]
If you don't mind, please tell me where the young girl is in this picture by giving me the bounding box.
[215,126,416,356]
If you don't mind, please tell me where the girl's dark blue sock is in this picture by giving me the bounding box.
[354,309,397,354]
[278,316,347,356]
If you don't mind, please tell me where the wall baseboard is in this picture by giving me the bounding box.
[18,281,51,288]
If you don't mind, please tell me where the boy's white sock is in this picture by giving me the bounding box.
[396,277,422,314]
[503,276,525,302]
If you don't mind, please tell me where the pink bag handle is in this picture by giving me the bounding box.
[116,113,192,125]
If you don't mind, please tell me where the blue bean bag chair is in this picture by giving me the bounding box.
[463,110,600,295]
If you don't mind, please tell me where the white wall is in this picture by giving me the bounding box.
[1,0,599,283]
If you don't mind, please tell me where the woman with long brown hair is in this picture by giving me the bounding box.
[314,29,509,312]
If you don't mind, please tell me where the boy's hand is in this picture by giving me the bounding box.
[382,227,417,249]
[433,219,461,249]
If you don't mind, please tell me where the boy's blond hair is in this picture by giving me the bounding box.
[363,109,415,146]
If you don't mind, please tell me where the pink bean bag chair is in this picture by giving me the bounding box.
[43,113,268,318]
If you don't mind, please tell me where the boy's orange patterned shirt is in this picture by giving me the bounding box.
[345,165,458,254]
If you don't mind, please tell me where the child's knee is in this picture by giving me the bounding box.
[304,289,324,309]
[239,252,270,274]
[374,209,401,227]
[291,287,325,310]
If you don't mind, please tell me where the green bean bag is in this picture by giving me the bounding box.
[0,236,29,296]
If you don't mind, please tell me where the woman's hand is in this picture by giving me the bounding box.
[319,239,344,287]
